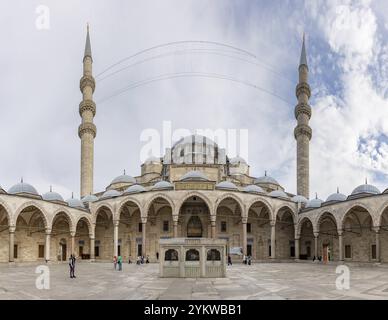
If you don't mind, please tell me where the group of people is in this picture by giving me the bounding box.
[136,255,149,265]
[243,255,252,265]
[113,255,123,270]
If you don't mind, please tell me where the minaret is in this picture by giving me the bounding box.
[79,24,96,198]
[294,34,312,199]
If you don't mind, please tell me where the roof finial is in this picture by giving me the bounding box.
[337,186,339,194]
[265,170,267,177]
[124,169,126,175]
[21,177,23,183]
[50,185,52,192]
[315,192,318,199]
[84,23,92,60]
[71,192,74,199]
[365,177,368,185]
[299,32,308,68]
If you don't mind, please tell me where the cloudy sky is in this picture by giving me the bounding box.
[0,0,387,200]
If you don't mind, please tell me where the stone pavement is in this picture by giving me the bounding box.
[0,262,388,300]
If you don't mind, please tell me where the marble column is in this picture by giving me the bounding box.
[270,221,276,259]
[211,221,216,239]
[295,237,300,260]
[242,219,247,256]
[173,216,179,238]
[70,231,76,256]
[375,227,380,262]
[338,229,344,261]
[142,220,147,257]
[9,226,15,262]
[45,229,51,262]
[314,232,319,259]
[113,220,119,258]
[90,236,95,261]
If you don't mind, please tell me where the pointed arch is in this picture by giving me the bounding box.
[176,191,214,215]
[14,201,49,229]
[215,193,244,217]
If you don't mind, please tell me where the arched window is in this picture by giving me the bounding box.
[207,249,221,261]
[185,249,200,261]
[187,216,202,237]
[165,249,178,261]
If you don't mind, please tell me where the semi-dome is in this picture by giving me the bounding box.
[42,188,64,202]
[144,156,161,164]
[173,134,217,148]
[82,194,99,203]
[229,156,247,165]
[291,195,308,204]
[152,181,174,190]
[110,172,136,185]
[306,196,323,208]
[100,189,122,199]
[351,183,380,196]
[269,190,289,198]
[326,189,347,202]
[254,172,279,185]
[215,181,238,190]
[8,180,39,196]
[180,170,209,181]
[66,196,85,209]
[124,184,146,194]
[243,185,265,194]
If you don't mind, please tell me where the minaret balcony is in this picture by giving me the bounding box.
[80,75,96,93]
[295,82,311,99]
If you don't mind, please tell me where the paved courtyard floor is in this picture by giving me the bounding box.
[1,262,388,300]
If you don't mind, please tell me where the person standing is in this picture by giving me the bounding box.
[69,254,74,278]
[118,255,122,271]
[146,255,149,264]
[72,254,76,278]
[228,255,232,266]
[113,256,117,270]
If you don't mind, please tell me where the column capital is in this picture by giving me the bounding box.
[270,220,276,227]
[113,220,120,227]
[141,217,147,224]
[313,232,319,238]
[373,226,380,233]
[337,229,343,236]
[172,215,179,223]
[70,231,76,237]
[9,226,16,233]
[89,234,95,240]
[210,215,216,223]
[45,228,52,235]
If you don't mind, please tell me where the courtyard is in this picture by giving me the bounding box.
[0,261,388,300]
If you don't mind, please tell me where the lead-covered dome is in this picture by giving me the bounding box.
[66,196,85,209]
[124,184,146,194]
[152,181,174,190]
[269,190,289,198]
[110,173,136,185]
[8,180,39,196]
[100,189,122,199]
[306,196,323,208]
[215,181,238,190]
[82,194,99,203]
[291,195,308,204]
[243,185,265,194]
[42,188,64,202]
[180,170,209,181]
[254,172,279,185]
[351,183,380,195]
[326,189,347,202]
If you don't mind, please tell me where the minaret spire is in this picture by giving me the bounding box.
[79,24,97,198]
[294,33,312,199]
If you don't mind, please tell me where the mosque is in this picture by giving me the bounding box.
[1,28,388,265]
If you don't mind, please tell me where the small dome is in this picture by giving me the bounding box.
[351,183,380,195]
[326,189,347,202]
[42,189,64,202]
[269,190,289,198]
[229,156,247,165]
[216,181,238,190]
[82,194,99,203]
[125,184,146,194]
[243,185,265,194]
[100,189,122,199]
[291,195,308,204]
[152,181,174,190]
[306,197,323,208]
[66,197,85,209]
[8,181,39,196]
[144,156,161,164]
[110,173,136,185]
[180,170,209,181]
[254,172,279,185]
